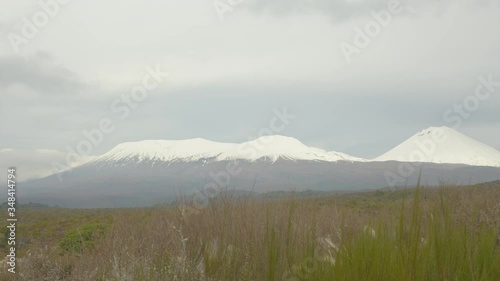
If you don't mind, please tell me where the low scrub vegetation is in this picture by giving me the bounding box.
[1,182,499,280]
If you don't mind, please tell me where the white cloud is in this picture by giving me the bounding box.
[0,148,95,181]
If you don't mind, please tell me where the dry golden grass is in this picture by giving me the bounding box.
[1,182,499,280]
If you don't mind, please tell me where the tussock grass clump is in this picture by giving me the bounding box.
[59,223,110,254]
[1,182,499,280]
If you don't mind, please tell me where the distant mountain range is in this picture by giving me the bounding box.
[6,126,500,208]
[85,126,500,168]
[89,135,365,167]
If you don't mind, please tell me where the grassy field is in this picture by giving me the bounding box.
[1,181,499,280]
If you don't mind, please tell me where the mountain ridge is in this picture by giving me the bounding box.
[86,135,365,167]
[6,127,500,208]
[86,127,500,169]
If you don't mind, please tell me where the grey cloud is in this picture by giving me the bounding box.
[0,53,112,150]
[241,0,447,20]
[234,0,384,22]
[0,52,87,96]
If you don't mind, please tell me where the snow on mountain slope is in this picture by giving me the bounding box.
[327,151,366,162]
[236,135,365,162]
[92,138,237,163]
[375,127,500,167]
[87,135,364,166]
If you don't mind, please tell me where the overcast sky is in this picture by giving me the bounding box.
[1,0,499,180]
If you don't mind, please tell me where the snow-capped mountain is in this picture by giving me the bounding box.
[375,127,500,167]
[11,130,500,208]
[86,135,365,167]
